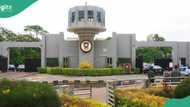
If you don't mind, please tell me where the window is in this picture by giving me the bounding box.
[63,57,70,67]
[106,57,112,66]
[46,58,58,67]
[97,12,102,23]
[78,11,85,21]
[71,12,75,23]
[88,10,94,22]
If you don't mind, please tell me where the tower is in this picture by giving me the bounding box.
[68,4,106,67]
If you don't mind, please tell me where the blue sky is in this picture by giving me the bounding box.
[0,0,190,41]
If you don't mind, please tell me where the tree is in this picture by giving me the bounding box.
[0,26,17,41]
[147,34,165,41]
[24,25,48,38]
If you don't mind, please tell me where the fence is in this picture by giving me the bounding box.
[106,76,188,107]
[106,80,116,107]
[44,80,93,98]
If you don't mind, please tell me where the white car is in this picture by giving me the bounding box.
[179,66,190,76]
[16,64,25,71]
[8,64,16,71]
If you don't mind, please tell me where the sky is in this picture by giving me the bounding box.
[0,0,190,41]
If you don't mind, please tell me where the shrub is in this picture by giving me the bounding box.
[37,67,47,73]
[174,77,190,98]
[80,61,92,69]
[143,87,174,98]
[38,67,125,76]
[0,79,61,107]
[60,94,110,107]
[115,89,167,107]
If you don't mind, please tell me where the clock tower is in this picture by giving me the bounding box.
[67,4,106,67]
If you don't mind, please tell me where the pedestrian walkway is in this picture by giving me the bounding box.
[0,72,147,82]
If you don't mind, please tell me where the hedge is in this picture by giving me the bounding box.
[38,67,127,76]
[115,89,167,107]
[0,79,61,107]
[60,94,110,107]
[174,77,190,98]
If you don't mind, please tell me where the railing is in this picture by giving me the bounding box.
[43,80,94,98]
[105,76,188,107]
[150,76,187,87]
[72,85,92,98]
[106,80,116,107]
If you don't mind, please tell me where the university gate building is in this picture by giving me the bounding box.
[0,5,190,71]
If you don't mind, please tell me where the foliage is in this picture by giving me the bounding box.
[143,87,174,98]
[38,67,125,76]
[24,25,48,38]
[147,34,165,41]
[0,79,61,107]
[79,60,92,69]
[60,94,110,107]
[10,48,40,65]
[115,89,167,107]
[136,47,172,63]
[174,77,190,98]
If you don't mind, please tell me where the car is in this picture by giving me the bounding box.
[16,64,25,71]
[179,66,190,76]
[8,64,16,71]
[145,64,163,75]
[152,65,164,75]
[143,63,152,72]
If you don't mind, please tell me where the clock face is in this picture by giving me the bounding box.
[80,40,92,53]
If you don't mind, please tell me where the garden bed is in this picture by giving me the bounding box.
[115,77,190,107]
[38,67,139,76]
[60,94,110,107]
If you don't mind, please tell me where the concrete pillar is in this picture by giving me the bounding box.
[112,32,118,68]
[78,34,95,67]
[172,44,178,66]
[7,48,10,65]
[58,32,64,67]
[41,47,45,68]
[41,36,46,68]
[131,34,136,68]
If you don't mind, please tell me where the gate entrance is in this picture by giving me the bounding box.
[154,58,172,70]
[136,56,143,72]
[9,47,41,72]
[136,47,172,72]
[25,58,41,72]
[0,56,8,72]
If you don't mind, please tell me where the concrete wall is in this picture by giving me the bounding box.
[1,32,190,68]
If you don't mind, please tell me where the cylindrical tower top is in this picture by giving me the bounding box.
[67,5,106,34]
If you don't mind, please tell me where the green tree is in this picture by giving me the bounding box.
[24,25,48,38]
[147,34,165,41]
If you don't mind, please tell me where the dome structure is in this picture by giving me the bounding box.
[67,5,106,35]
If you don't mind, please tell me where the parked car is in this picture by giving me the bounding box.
[8,64,16,71]
[16,64,25,71]
[152,65,164,75]
[144,64,163,75]
[143,63,152,72]
[179,66,190,76]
